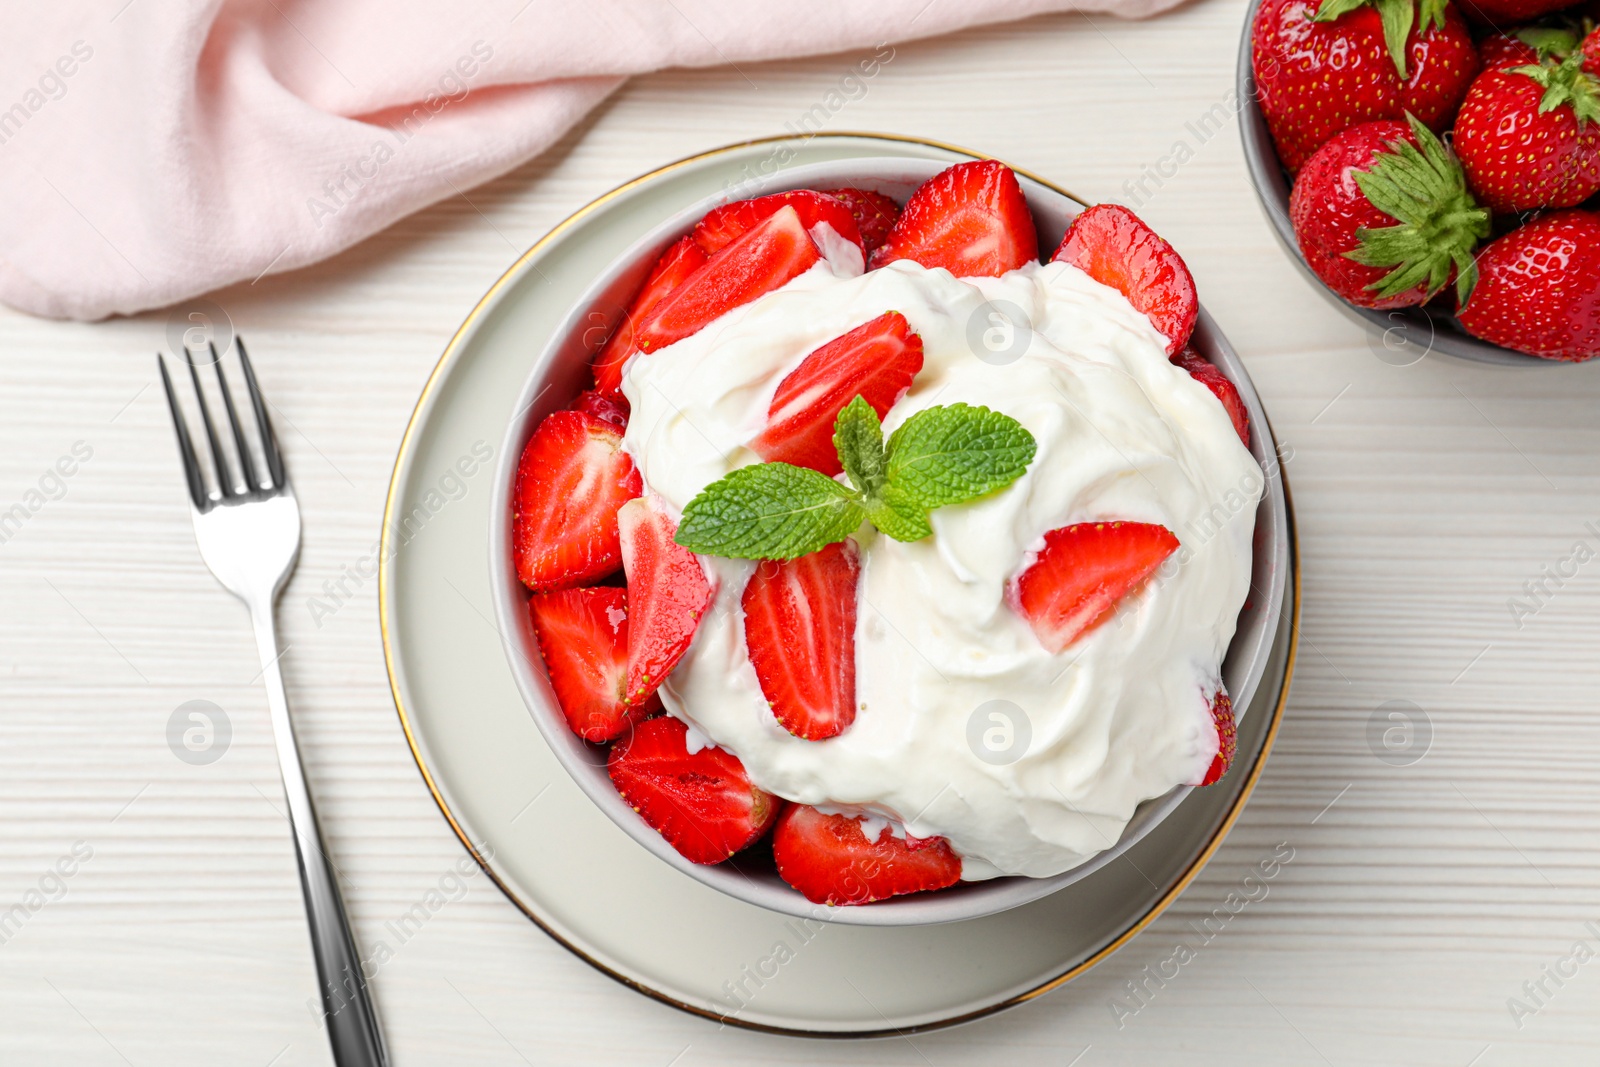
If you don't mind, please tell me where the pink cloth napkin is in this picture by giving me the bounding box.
[1,0,1181,321]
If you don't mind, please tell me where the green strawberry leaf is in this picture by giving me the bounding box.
[833,396,887,499]
[1347,113,1490,303]
[675,463,864,560]
[885,403,1036,509]
[865,485,934,543]
[1513,26,1578,61]
[1373,0,1417,80]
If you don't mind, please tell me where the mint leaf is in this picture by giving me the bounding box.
[865,484,933,543]
[834,396,886,498]
[676,463,864,560]
[884,403,1036,509]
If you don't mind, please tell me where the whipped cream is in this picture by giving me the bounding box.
[620,238,1261,880]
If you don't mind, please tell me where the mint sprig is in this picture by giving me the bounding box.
[676,396,1036,560]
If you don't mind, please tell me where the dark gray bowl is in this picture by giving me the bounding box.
[1236,0,1547,367]
[490,156,1292,926]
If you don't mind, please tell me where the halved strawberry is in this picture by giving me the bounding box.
[772,805,962,906]
[1011,521,1181,653]
[1171,348,1250,447]
[618,496,715,706]
[820,187,901,253]
[570,388,629,429]
[1052,204,1198,356]
[750,312,924,475]
[635,206,821,356]
[693,190,864,255]
[869,160,1038,278]
[593,236,708,395]
[513,411,642,592]
[608,715,780,864]
[1201,690,1236,786]
[742,541,860,741]
[528,586,655,742]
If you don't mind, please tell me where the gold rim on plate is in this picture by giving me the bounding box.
[377,131,1299,1038]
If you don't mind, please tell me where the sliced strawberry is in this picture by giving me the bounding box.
[693,190,864,256]
[618,496,715,706]
[1171,348,1250,447]
[1200,690,1236,786]
[635,206,821,356]
[513,411,642,592]
[1011,521,1181,653]
[570,388,629,429]
[1052,204,1198,356]
[820,187,901,253]
[528,586,655,742]
[608,715,780,864]
[772,805,962,906]
[750,312,924,475]
[742,541,860,741]
[593,236,708,395]
[869,160,1038,278]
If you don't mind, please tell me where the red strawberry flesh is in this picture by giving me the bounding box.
[635,206,820,355]
[750,311,925,475]
[1456,209,1600,361]
[513,411,642,592]
[1200,690,1236,786]
[820,187,901,253]
[772,804,962,906]
[608,715,779,865]
[570,388,629,429]
[1012,521,1181,653]
[693,190,864,256]
[742,541,861,741]
[529,586,654,742]
[870,160,1038,278]
[1053,204,1198,355]
[593,236,708,395]
[618,496,715,706]
[1172,348,1250,447]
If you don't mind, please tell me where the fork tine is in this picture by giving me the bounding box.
[158,356,209,510]
[210,341,260,494]
[236,338,287,490]
[183,345,234,499]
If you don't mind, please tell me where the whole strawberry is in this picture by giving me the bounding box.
[1253,0,1479,171]
[1286,117,1484,308]
[1457,209,1600,361]
[1455,53,1600,212]
[1291,116,1489,308]
[1585,25,1599,73]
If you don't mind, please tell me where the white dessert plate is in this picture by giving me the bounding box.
[380,133,1299,1035]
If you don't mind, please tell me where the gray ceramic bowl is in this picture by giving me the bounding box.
[1236,0,1546,367]
[489,156,1292,926]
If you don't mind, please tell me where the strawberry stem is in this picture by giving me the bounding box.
[1344,114,1490,303]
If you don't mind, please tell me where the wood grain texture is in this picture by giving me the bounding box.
[3,0,1600,1063]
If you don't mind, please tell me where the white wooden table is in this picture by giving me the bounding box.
[4,2,1599,1062]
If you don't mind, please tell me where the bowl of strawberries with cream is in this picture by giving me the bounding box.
[490,156,1287,925]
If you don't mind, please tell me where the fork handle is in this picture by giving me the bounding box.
[251,603,388,1067]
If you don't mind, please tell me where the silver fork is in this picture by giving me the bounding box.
[159,340,387,1067]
